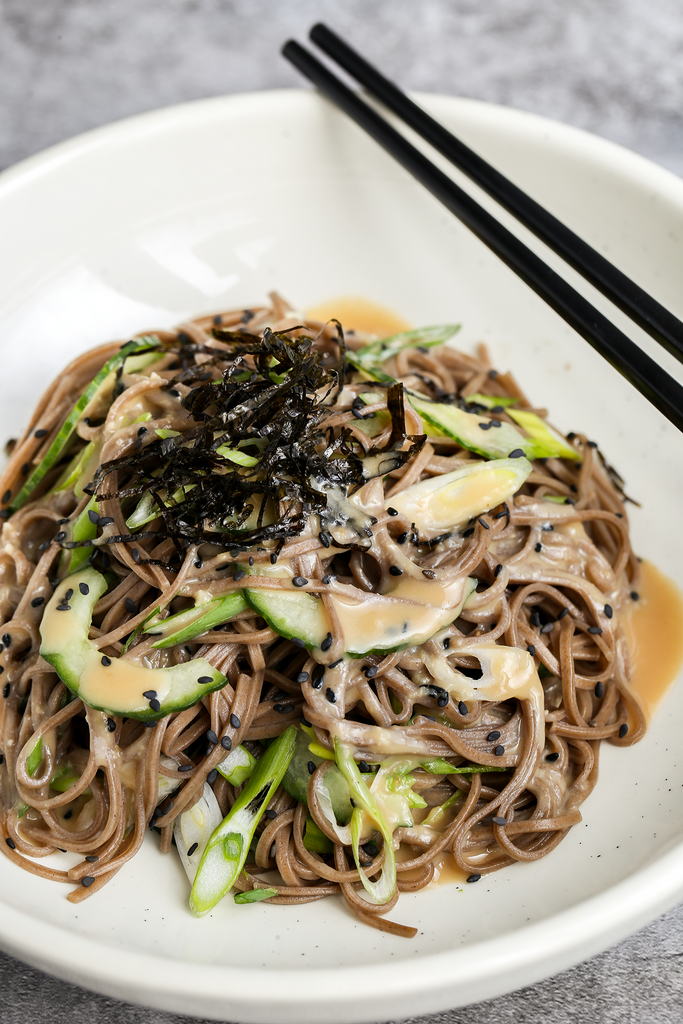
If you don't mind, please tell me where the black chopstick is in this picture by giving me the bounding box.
[282,38,683,433]
[309,24,683,365]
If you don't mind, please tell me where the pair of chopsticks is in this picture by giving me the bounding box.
[282,25,683,433]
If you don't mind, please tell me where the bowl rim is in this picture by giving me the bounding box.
[1,88,682,1023]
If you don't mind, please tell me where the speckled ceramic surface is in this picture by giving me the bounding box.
[0,89,682,1023]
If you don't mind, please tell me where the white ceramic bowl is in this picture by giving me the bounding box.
[0,90,682,1024]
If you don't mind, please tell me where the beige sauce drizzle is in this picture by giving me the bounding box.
[622,559,683,719]
[306,297,411,337]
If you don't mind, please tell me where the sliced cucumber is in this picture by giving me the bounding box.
[384,457,532,533]
[282,727,353,824]
[143,591,248,649]
[52,439,101,498]
[465,393,518,409]
[243,563,475,657]
[39,567,226,720]
[10,336,160,512]
[408,393,532,460]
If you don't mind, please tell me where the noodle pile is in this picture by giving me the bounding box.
[0,295,645,937]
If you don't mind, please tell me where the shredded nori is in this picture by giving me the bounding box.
[88,326,425,553]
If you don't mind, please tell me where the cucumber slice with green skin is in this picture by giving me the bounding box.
[9,336,160,512]
[465,393,518,409]
[384,457,533,534]
[506,408,580,461]
[52,439,102,498]
[39,567,227,720]
[144,591,248,649]
[243,563,476,657]
[408,393,533,460]
[282,727,353,824]
[189,726,296,916]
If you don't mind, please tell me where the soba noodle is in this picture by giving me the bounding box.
[0,295,644,937]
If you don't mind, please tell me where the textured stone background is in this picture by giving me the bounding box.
[1,1,682,1022]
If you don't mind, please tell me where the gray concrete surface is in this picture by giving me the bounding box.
[0,1,682,1022]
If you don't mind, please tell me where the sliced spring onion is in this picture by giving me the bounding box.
[216,744,257,787]
[189,726,296,916]
[233,887,278,904]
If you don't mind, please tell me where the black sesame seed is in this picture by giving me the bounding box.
[207,769,218,784]
[534,542,542,552]
[2,634,11,649]
[206,730,218,745]
[325,688,336,703]
[142,689,157,699]
[2,684,9,699]
[187,842,199,856]
[270,553,278,564]
[85,855,99,863]
[265,809,277,819]
[64,589,73,601]
[34,428,48,438]
[144,721,158,728]
[443,637,450,649]
[363,665,377,679]
[595,681,604,698]
[248,556,254,566]
[274,703,293,714]
[494,564,503,576]
[221,736,232,751]
[37,541,50,552]
[5,837,16,850]
[77,582,89,597]
[124,597,137,613]
[527,645,536,656]
[558,607,568,620]
[387,507,398,516]
[509,448,524,458]
[320,633,333,652]
[588,626,603,635]
[492,816,507,826]
[54,532,66,543]
[359,760,371,773]
[88,510,100,525]
[149,698,161,712]
[101,656,111,667]
[630,591,639,601]
[63,810,73,821]
[467,873,482,883]
[437,694,449,708]
[291,637,306,649]
[307,760,316,775]
[300,714,311,727]
[56,602,71,611]
[168,389,180,398]
[296,671,310,684]
[587,440,598,448]
[322,574,334,585]
[396,532,408,545]
[311,664,325,689]
[197,675,213,684]
[462,527,475,538]
[131,548,140,563]
[478,518,490,530]
[178,764,193,772]
[232,569,246,582]
[106,717,116,732]
[329,658,343,669]
[458,701,468,716]
[546,751,560,762]
[292,576,308,587]
[389,565,403,576]
[604,604,613,619]
[494,745,505,756]
[530,611,541,627]
[81,876,95,887]
[230,713,241,729]
[487,730,501,742]
[194,558,203,569]
[318,531,331,549]
[31,596,44,607]
[619,723,628,738]
[540,622,554,634]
